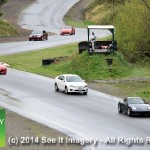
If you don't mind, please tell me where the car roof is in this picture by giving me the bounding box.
[60,74,79,76]
[32,30,43,33]
[127,97,142,99]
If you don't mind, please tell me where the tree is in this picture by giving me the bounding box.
[0,0,7,7]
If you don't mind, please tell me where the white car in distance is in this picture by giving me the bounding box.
[54,74,88,95]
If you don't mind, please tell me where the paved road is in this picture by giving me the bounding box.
[0,0,110,55]
[0,0,150,150]
[0,69,150,150]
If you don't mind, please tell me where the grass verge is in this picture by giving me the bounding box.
[0,43,149,101]
[64,16,94,28]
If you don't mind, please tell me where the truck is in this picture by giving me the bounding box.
[78,25,117,55]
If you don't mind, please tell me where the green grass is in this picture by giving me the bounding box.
[0,18,17,37]
[64,16,94,28]
[0,42,149,100]
[0,43,149,80]
[115,82,150,101]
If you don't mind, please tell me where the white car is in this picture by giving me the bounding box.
[54,74,88,95]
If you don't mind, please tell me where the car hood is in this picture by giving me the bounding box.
[129,104,150,110]
[66,82,87,87]
[30,33,42,36]
[0,65,6,69]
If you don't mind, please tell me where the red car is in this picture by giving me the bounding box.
[60,27,75,35]
[0,64,7,74]
[29,30,48,41]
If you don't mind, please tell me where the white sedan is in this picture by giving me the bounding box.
[54,74,88,95]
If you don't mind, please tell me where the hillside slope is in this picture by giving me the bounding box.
[84,0,150,63]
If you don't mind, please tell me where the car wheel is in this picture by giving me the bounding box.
[127,108,132,116]
[118,104,122,113]
[83,92,87,95]
[65,86,68,94]
[55,83,59,91]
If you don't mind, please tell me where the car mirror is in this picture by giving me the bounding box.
[146,101,149,104]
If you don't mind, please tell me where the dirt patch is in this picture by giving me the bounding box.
[1,0,35,36]
[65,0,92,22]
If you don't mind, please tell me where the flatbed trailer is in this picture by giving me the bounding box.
[78,25,117,55]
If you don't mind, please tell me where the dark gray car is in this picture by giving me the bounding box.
[118,97,150,116]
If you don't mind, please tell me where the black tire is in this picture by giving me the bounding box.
[83,92,87,95]
[65,86,68,94]
[41,37,43,41]
[79,49,83,54]
[55,83,59,91]
[127,108,132,116]
[118,104,122,113]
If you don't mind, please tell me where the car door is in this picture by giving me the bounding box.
[57,75,65,90]
[123,99,129,112]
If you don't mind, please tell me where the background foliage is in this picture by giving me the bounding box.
[84,0,150,64]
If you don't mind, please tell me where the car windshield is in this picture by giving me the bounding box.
[66,76,83,82]
[128,98,145,104]
[31,31,42,34]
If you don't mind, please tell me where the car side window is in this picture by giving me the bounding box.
[58,76,62,80]
[124,99,128,105]
[58,76,65,81]
[61,76,65,81]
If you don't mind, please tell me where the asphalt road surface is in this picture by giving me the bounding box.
[0,0,110,55]
[0,69,150,150]
[0,0,150,150]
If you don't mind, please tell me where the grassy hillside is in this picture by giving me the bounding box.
[0,18,16,37]
[84,0,150,64]
[64,0,150,64]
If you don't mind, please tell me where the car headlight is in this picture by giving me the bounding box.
[131,106,136,110]
[84,85,88,88]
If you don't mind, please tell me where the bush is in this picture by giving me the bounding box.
[0,18,16,37]
[114,0,150,63]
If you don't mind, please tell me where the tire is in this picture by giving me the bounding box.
[127,108,132,116]
[55,83,59,91]
[79,49,83,54]
[118,104,122,113]
[65,86,68,94]
[41,37,43,41]
[83,92,87,95]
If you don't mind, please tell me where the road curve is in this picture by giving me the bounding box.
[0,0,110,55]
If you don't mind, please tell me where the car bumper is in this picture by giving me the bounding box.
[29,37,42,40]
[0,69,7,74]
[68,87,88,93]
[131,111,150,116]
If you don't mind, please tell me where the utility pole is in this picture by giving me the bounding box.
[112,0,114,24]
